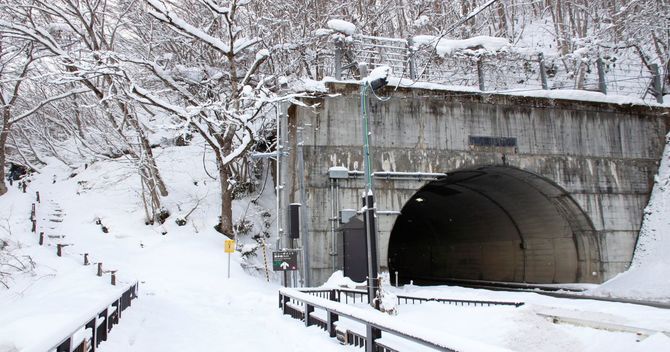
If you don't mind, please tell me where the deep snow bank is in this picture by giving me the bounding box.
[591,132,670,302]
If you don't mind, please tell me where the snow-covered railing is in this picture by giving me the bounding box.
[297,287,524,308]
[279,287,517,352]
[326,33,664,103]
[43,283,138,352]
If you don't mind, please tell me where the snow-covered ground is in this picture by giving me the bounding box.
[0,141,348,352]
[1,132,670,351]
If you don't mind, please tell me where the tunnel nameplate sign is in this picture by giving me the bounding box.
[272,251,298,271]
[468,135,518,154]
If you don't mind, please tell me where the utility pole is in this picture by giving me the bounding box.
[359,71,388,309]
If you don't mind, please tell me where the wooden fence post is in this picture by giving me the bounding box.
[85,318,97,352]
[304,303,314,327]
[327,311,339,337]
[55,338,71,352]
[282,294,290,315]
[365,325,381,352]
[31,203,36,233]
[97,309,108,344]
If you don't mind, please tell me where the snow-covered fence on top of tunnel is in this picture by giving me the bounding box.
[315,31,664,104]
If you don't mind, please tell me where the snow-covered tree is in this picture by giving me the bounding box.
[0,30,85,196]
[127,0,275,237]
[0,0,170,223]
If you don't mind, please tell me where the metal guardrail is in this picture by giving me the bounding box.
[299,287,524,307]
[417,278,670,310]
[49,283,139,352]
[280,288,520,352]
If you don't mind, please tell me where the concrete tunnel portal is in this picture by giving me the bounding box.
[387,166,602,285]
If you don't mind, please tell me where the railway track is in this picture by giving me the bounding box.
[407,277,670,310]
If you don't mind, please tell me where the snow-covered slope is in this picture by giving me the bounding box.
[591,132,670,302]
[0,139,343,351]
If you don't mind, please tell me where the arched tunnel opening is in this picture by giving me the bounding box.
[387,166,601,285]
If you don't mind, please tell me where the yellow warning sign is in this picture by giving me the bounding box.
[224,239,235,253]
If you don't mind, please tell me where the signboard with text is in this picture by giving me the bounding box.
[272,251,298,271]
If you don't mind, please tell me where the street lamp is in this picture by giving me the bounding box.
[359,66,389,309]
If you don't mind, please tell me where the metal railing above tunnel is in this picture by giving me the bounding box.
[324,31,665,103]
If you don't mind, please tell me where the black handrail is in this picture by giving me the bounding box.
[280,288,514,352]
[395,294,524,307]
[50,283,139,352]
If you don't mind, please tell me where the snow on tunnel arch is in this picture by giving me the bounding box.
[387,166,602,284]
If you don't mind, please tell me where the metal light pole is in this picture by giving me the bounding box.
[359,77,385,309]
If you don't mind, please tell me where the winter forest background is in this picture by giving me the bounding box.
[1,2,670,351]
[1,0,669,277]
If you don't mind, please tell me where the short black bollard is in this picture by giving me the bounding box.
[36,191,40,203]
[110,271,117,286]
[39,232,44,245]
[56,244,71,257]
[31,219,36,233]
[84,253,90,265]
[97,263,103,277]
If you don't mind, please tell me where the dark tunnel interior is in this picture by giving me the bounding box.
[387,166,601,284]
